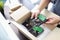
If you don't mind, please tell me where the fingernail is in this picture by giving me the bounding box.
[31,17,32,19]
[31,17,33,19]
[35,17,37,19]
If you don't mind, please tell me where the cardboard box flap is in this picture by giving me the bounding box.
[10,6,31,23]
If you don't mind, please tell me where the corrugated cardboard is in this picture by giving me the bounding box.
[41,9,59,30]
[10,6,31,23]
[10,5,59,30]
[31,5,59,30]
[44,27,60,40]
[4,0,22,19]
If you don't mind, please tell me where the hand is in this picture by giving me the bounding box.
[31,9,41,19]
[46,16,60,24]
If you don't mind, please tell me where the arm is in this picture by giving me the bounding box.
[46,16,60,24]
[38,0,51,11]
[31,0,51,19]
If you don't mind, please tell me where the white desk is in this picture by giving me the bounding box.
[0,12,19,40]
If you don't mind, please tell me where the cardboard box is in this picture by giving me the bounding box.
[9,5,60,40]
[10,5,59,30]
[31,5,59,30]
[41,9,59,30]
[4,0,22,19]
[10,5,59,40]
[44,27,60,40]
[10,6,31,23]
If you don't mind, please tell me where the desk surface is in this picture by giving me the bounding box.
[0,12,19,40]
[0,23,11,40]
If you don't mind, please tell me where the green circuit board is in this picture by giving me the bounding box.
[38,14,46,22]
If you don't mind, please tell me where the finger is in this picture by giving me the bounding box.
[46,18,53,24]
[35,12,40,19]
[31,13,35,19]
[35,13,38,19]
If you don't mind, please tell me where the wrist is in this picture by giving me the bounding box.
[58,16,60,22]
[58,17,60,23]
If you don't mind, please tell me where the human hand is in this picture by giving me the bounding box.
[46,16,60,24]
[31,9,41,19]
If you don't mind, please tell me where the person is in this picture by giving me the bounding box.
[31,0,60,25]
[20,0,40,10]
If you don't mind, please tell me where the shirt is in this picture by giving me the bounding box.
[51,0,60,16]
[20,0,40,10]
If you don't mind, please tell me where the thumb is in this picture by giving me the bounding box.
[31,13,35,19]
[46,18,53,23]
